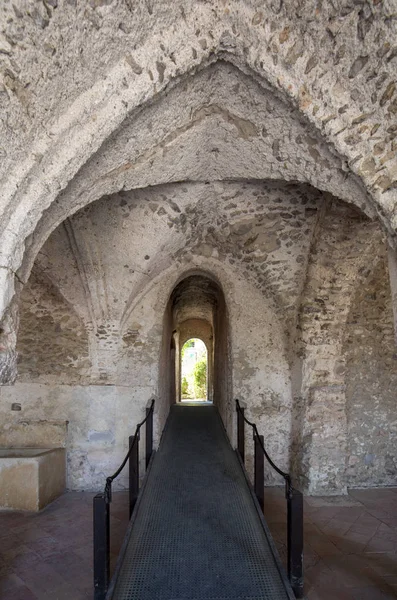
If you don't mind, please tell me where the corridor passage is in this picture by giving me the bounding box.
[109,405,294,600]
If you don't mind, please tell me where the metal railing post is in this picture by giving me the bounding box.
[129,432,140,518]
[237,402,245,463]
[254,433,265,511]
[146,403,153,469]
[287,488,304,599]
[235,396,304,597]
[93,399,155,599]
[93,493,110,600]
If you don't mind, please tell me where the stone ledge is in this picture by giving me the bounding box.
[0,419,69,448]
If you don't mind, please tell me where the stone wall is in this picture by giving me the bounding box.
[17,267,91,384]
[2,0,397,333]
[0,1,397,497]
[296,202,379,494]
[0,178,395,493]
[0,181,301,489]
[344,252,397,488]
[0,383,151,490]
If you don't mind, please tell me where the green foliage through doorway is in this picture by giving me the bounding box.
[193,359,206,398]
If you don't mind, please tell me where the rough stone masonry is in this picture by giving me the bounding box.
[0,1,396,495]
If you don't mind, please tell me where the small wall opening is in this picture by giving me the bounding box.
[180,338,208,402]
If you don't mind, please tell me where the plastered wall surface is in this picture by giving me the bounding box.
[0,383,152,490]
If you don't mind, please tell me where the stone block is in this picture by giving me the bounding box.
[0,448,66,511]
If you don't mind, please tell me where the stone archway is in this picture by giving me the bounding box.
[180,337,210,402]
[1,1,397,496]
[159,272,231,427]
[1,1,397,331]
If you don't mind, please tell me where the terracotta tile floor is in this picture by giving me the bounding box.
[0,487,396,599]
[264,486,397,600]
[0,491,129,600]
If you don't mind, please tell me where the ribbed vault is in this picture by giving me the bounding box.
[19,60,372,285]
[1,0,397,496]
[1,1,397,321]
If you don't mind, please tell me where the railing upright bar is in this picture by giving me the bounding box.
[288,488,304,599]
[236,398,304,598]
[254,433,265,512]
[93,400,154,598]
[237,402,245,463]
[146,405,153,469]
[129,433,140,518]
[93,493,110,600]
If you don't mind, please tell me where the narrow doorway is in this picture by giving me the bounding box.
[160,273,230,418]
[180,338,208,402]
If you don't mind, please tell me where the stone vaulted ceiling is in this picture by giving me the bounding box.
[0,0,396,319]
[20,60,372,281]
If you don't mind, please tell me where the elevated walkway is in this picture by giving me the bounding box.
[107,405,295,600]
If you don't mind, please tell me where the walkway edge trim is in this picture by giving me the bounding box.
[105,449,157,600]
[235,449,298,600]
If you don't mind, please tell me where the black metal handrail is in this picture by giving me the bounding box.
[94,398,155,600]
[235,398,303,599]
[236,398,292,497]
[104,398,155,503]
